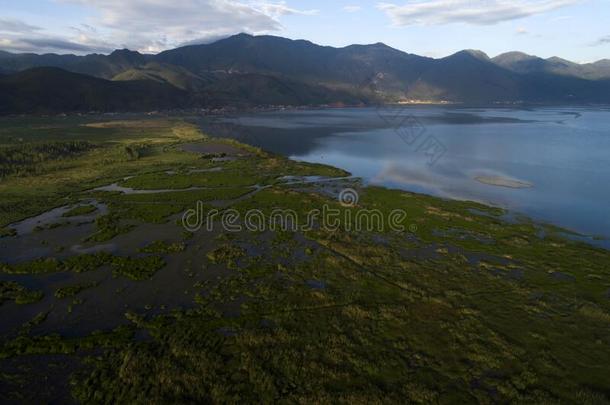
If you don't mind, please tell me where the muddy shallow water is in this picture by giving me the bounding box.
[0,172,351,337]
[9,200,107,236]
[0,218,224,336]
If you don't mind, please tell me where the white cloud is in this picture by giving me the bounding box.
[60,0,316,52]
[0,1,315,54]
[344,5,362,13]
[0,18,41,34]
[592,35,610,46]
[516,27,528,35]
[378,0,580,26]
[0,17,116,54]
[0,35,114,54]
[253,1,318,19]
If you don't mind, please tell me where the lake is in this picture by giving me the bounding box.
[197,106,610,245]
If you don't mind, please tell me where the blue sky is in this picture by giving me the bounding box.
[0,0,608,62]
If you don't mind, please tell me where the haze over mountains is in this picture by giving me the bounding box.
[1,33,610,114]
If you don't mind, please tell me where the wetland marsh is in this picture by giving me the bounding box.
[0,116,609,403]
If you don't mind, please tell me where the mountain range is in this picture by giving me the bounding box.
[1,33,610,114]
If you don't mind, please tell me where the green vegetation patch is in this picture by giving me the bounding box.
[0,196,70,232]
[0,141,94,178]
[1,253,113,275]
[120,168,266,190]
[112,187,250,205]
[0,281,44,305]
[73,229,610,404]
[0,119,204,229]
[87,213,135,242]
[34,221,69,232]
[119,202,185,224]
[110,256,166,281]
[62,204,98,217]
[0,325,133,360]
[1,258,62,275]
[54,282,98,299]
[63,253,113,273]
[139,241,186,254]
[207,245,246,268]
[0,227,17,238]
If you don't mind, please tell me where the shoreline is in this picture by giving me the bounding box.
[3,102,610,119]
[218,136,610,251]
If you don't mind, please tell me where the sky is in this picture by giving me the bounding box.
[0,0,608,63]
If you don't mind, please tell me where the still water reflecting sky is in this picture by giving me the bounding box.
[198,106,610,241]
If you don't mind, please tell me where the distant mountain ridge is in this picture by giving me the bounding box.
[0,67,188,114]
[492,51,610,80]
[1,33,610,113]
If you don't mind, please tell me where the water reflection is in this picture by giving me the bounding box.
[198,106,610,241]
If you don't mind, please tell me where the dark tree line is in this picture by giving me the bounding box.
[0,141,93,178]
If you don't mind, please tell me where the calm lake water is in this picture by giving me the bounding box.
[198,106,610,243]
